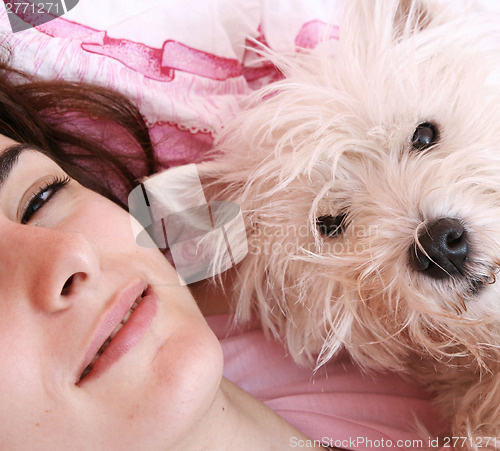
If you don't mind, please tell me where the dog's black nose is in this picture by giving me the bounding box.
[409,218,469,279]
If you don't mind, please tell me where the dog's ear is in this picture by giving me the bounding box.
[339,0,434,57]
[393,0,432,37]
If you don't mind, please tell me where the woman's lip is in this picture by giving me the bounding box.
[76,280,148,385]
[80,289,158,383]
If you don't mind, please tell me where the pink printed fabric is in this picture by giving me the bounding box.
[0,0,341,168]
[207,314,450,451]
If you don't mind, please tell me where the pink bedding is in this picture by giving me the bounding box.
[208,314,448,451]
[0,0,340,168]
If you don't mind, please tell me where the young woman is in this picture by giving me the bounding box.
[0,59,335,450]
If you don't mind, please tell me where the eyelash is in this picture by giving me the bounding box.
[21,175,72,224]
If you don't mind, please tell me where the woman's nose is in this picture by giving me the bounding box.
[1,224,99,313]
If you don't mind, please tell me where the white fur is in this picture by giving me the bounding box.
[196,0,500,447]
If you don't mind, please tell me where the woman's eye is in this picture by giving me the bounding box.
[21,176,71,224]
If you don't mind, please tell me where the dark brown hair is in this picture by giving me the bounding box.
[0,56,157,207]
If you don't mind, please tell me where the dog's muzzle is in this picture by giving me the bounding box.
[409,217,470,279]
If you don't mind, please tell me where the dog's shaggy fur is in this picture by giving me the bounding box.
[195,0,500,447]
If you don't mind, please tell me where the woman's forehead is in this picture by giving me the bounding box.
[0,144,56,185]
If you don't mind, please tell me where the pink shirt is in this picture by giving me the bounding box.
[207,314,449,451]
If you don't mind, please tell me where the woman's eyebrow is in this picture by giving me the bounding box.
[0,143,45,188]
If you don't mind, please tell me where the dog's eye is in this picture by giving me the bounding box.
[412,122,439,150]
[316,214,346,237]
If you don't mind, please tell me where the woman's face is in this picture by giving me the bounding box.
[0,135,223,449]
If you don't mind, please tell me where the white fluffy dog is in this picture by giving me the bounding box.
[195,0,500,447]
